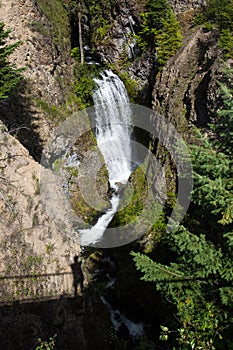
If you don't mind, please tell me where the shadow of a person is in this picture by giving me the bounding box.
[70,256,84,297]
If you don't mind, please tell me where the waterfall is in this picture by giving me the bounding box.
[80,70,133,246]
[93,70,132,188]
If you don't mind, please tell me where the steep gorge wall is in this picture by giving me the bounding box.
[0,123,80,276]
[0,0,81,300]
[89,0,208,105]
[1,0,72,104]
[0,0,74,160]
[152,27,221,128]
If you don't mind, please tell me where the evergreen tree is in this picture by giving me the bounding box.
[219,29,233,59]
[138,0,182,68]
[132,66,233,349]
[195,0,233,58]
[152,9,182,67]
[210,65,233,157]
[132,224,233,349]
[0,22,23,99]
[206,0,233,31]
[139,0,170,41]
[191,134,233,225]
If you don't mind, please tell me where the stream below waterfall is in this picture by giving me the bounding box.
[80,70,135,246]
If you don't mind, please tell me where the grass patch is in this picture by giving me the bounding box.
[36,0,70,49]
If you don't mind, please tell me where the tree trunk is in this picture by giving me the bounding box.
[78,13,84,65]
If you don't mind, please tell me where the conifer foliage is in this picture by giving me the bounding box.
[210,65,233,157]
[138,0,182,68]
[132,65,233,349]
[0,22,23,100]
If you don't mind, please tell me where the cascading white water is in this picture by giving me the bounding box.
[94,70,133,188]
[80,70,133,246]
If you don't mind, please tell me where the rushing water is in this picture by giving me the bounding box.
[93,70,133,188]
[100,296,144,338]
[80,70,133,246]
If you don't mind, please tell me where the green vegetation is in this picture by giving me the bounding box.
[64,0,89,64]
[36,0,70,50]
[153,10,182,67]
[210,64,233,158]
[111,166,147,227]
[205,0,233,31]
[36,334,57,350]
[137,0,182,68]
[219,29,233,59]
[84,0,116,49]
[208,64,233,226]
[30,20,50,37]
[73,63,97,109]
[117,70,139,101]
[0,22,23,99]
[66,0,116,55]
[132,66,233,349]
[195,0,233,58]
[71,161,109,225]
[34,92,82,121]
[45,243,55,255]
[70,46,80,61]
[34,99,59,120]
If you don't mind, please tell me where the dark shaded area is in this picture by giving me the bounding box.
[183,34,218,127]
[0,270,113,350]
[70,256,84,297]
[0,297,85,350]
[69,15,80,49]
[85,244,174,349]
[0,283,138,350]
[135,56,158,107]
[183,81,192,121]
[193,36,218,126]
[0,82,44,162]
[194,70,212,126]
[0,272,74,305]
[133,125,151,150]
[1,264,154,350]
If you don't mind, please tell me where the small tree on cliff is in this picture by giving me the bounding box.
[138,0,182,68]
[0,22,23,99]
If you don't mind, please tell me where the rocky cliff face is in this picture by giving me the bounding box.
[169,0,206,14]
[0,123,80,277]
[0,0,74,160]
[90,0,208,105]
[0,0,81,281]
[87,0,156,103]
[1,0,72,105]
[95,0,143,64]
[151,26,226,129]
[0,121,88,348]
